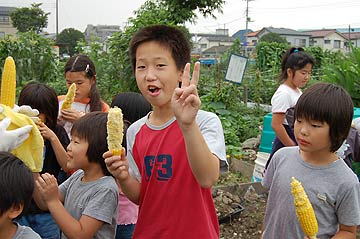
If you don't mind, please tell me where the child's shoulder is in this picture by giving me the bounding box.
[13,222,41,239]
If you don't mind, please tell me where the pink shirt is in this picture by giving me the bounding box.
[117,192,138,225]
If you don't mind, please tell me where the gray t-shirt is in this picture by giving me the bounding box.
[13,222,41,239]
[59,170,118,239]
[262,146,360,239]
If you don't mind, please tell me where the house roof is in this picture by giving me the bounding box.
[247,30,260,37]
[232,29,253,42]
[261,27,311,36]
[200,35,235,42]
[348,32,360,40]
[302,29,348,39]
[202,45,231,54]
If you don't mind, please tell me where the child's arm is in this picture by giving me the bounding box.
[37,122,69,172]
[330,224,357,238]
[172,62,220,188]
[271,113,296,146]
[36,173,104,238]
[104,150,141,204]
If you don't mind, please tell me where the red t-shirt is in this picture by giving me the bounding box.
[131,121,219,239]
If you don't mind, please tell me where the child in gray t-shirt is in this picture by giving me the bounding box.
[36,112,118,239]
[262,83,360,238]
[0,152,41,239]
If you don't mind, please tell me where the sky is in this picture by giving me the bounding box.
[4,0,360,35]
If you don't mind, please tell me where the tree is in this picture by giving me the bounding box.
[56,28,85,56]
[259,33,288,44]
[10,3,49,33]
[164,0,225,23]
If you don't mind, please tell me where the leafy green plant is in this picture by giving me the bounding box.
[322,47,360,106]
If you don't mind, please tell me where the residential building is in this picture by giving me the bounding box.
[201,45,230,59]
[255,27,311,47]
[192,29,235,56]
[0,6,16,38]
[348,32,360,48]
[302,29,348,52]
[84,24,121,42]
[232,29,253,43]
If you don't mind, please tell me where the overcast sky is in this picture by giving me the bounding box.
[4,0,360,35]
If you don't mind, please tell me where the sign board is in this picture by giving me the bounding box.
[224,54,247,84]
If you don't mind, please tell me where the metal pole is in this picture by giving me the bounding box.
[56,0,58,38]
[244,0,249,56]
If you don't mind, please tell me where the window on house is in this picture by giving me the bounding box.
[333,40,341,48]
[0,16,10,24]
[200,44,207,48]
[324,40,331,44]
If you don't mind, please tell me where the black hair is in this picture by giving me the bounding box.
[110,92,152,124]
[129,24,191,73]
[294,83,354,152]
[64,54,102,112]
[70,112,111,176]
[18,82,58,130]
[280,47,315,81]
[0,152,34,218]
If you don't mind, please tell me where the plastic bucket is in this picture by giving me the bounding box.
[259,113,276,153]
[251,152,270,182]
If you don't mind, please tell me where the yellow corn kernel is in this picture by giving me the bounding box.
[1,56,16,108]
[291,177,318,239]
[61,83,76,110]
[107,106,123,156]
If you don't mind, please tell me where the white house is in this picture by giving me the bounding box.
[255,27,311,47]
[0,6,17,38]
[302,29,348,52]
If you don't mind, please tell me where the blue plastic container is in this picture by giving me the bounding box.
[258,113,276,154]
[354,107,360,119]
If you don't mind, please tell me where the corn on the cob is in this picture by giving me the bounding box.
[291,177,318,239]
[1,56,16,108]
[107,106,123,155]
[61,83,76,110]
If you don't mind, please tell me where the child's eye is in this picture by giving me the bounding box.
[157,64,166,67]
[136,65,145,69]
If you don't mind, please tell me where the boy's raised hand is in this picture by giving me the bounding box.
[172,62,201,128]
[103,149,129,181]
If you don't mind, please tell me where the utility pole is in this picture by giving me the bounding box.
[348,24,351,52]
[244,0,253,57]
[56,0,59,38]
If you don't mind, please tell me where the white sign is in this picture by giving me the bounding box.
[224,54,247,84]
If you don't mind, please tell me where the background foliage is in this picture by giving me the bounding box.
[1,0,359,156]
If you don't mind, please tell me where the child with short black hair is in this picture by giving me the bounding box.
[262,83,360,238]
[0,151,41,239]
[17,82,69,238]
[105,24,228,238]
[36,112,118,239]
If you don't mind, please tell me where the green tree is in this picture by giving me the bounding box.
[0,31,60,88]
[56,28,85,56]
[163,0,224,23]
[10,3,49,33]
[259,33,288,44]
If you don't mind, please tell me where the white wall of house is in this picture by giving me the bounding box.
[257,30,309,47]
[198,37,233,51]
[311,32,347,52]
[283,35,309,47]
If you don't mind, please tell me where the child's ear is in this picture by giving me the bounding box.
[286,68,293,78]
[8,204,24,219]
